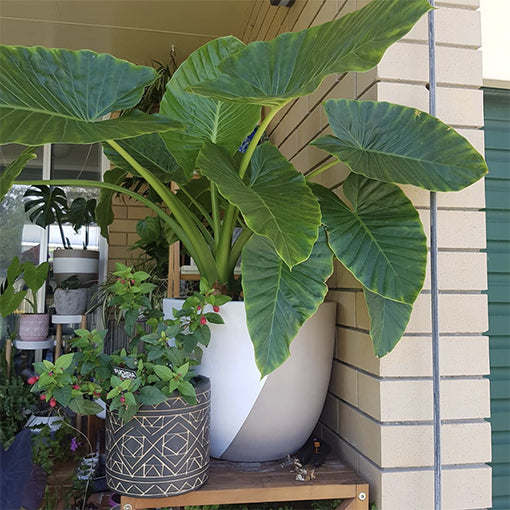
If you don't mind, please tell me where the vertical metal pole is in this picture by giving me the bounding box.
[427,2,442,509]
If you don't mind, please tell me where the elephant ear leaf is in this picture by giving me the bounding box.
[312,99,488,191]
[190,0,432,107]
[310,175,427,304]
[242,229,333,377]
[0,46,180,145]
[160,36,261,177]
[198,141,320,268]
[102,133,187,185]
[364,288,413,357]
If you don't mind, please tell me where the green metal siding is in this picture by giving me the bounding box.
[484,87,510,510]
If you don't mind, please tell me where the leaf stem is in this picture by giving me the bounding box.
[106,140,219,283]
[305,158,339,181]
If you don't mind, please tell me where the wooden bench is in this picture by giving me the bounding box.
[120,457,369,510]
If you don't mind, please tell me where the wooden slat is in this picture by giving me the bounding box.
[121,457,368,510]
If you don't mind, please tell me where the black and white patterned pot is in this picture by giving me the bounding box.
[105,377,210,497]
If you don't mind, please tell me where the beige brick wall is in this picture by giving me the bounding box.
[107,196,152,273]
[247,0,491,508]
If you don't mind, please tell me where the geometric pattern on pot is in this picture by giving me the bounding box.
[105,378,210,497]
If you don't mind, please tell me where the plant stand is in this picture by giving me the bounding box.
[119,457,369,510]
[52,314,87,358]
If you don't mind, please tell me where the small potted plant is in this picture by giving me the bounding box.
[23,185,99,287]
[0,257,50,341]
[29,264,230,498]
[53,275,89,316]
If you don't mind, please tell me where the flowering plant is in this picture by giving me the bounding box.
[29,265,230,422]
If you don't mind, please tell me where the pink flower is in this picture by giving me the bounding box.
[197,305,201,310]
[200,316,207,325]
[213,305,220,313]
[49,398,57,408]
[72,384,80,390]
[40,394,46,401]
[120,396,126,403]
[28,376,38,385]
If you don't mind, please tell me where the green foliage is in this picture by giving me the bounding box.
[0,346,36,447]
[0,0,489,377]
[30,421,78,474]
[0,257,49,315]
[31,263,230,423]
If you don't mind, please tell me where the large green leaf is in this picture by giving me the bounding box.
[0,46,180,145]
[312,99,488,192]
[190,0,431,108]
[0,147,38,200]
[102,133,187,184]
[160,36,261,176]
[198,141,320,268]
[310,174,426,304]
[242,229,333,377]
[364,287,413,357]
[96,168,127,239]
[22,261,49,295]
[0,286,26,317]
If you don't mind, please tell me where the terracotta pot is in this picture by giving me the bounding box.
[105,377,210,497]
[52,249,99,287]
[18,313,49,342]
[163,300,336,462]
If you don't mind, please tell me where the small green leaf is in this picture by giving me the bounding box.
[69,397,103,415]
[154,365,173,382]
[204,313,224,324]
[139,386,168,406]
[53,386,72,406]
[54,353,74,371]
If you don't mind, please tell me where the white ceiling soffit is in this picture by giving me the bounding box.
[0,0,257,66]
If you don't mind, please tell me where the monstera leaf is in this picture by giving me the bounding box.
[190,0,432,108]
[242,229,334,376]
[198,141,320,268]
[313,99,489,191]
[0,46,180,145]
[310,175,427,305]
[160,36,261,176]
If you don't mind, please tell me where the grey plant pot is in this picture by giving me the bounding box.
[105,377,210,497]
[53,288,89,315]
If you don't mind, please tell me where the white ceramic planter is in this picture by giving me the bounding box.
[53,249,99,287]
[163,299,336,461]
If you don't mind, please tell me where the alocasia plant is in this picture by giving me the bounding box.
[0,0,488,376]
